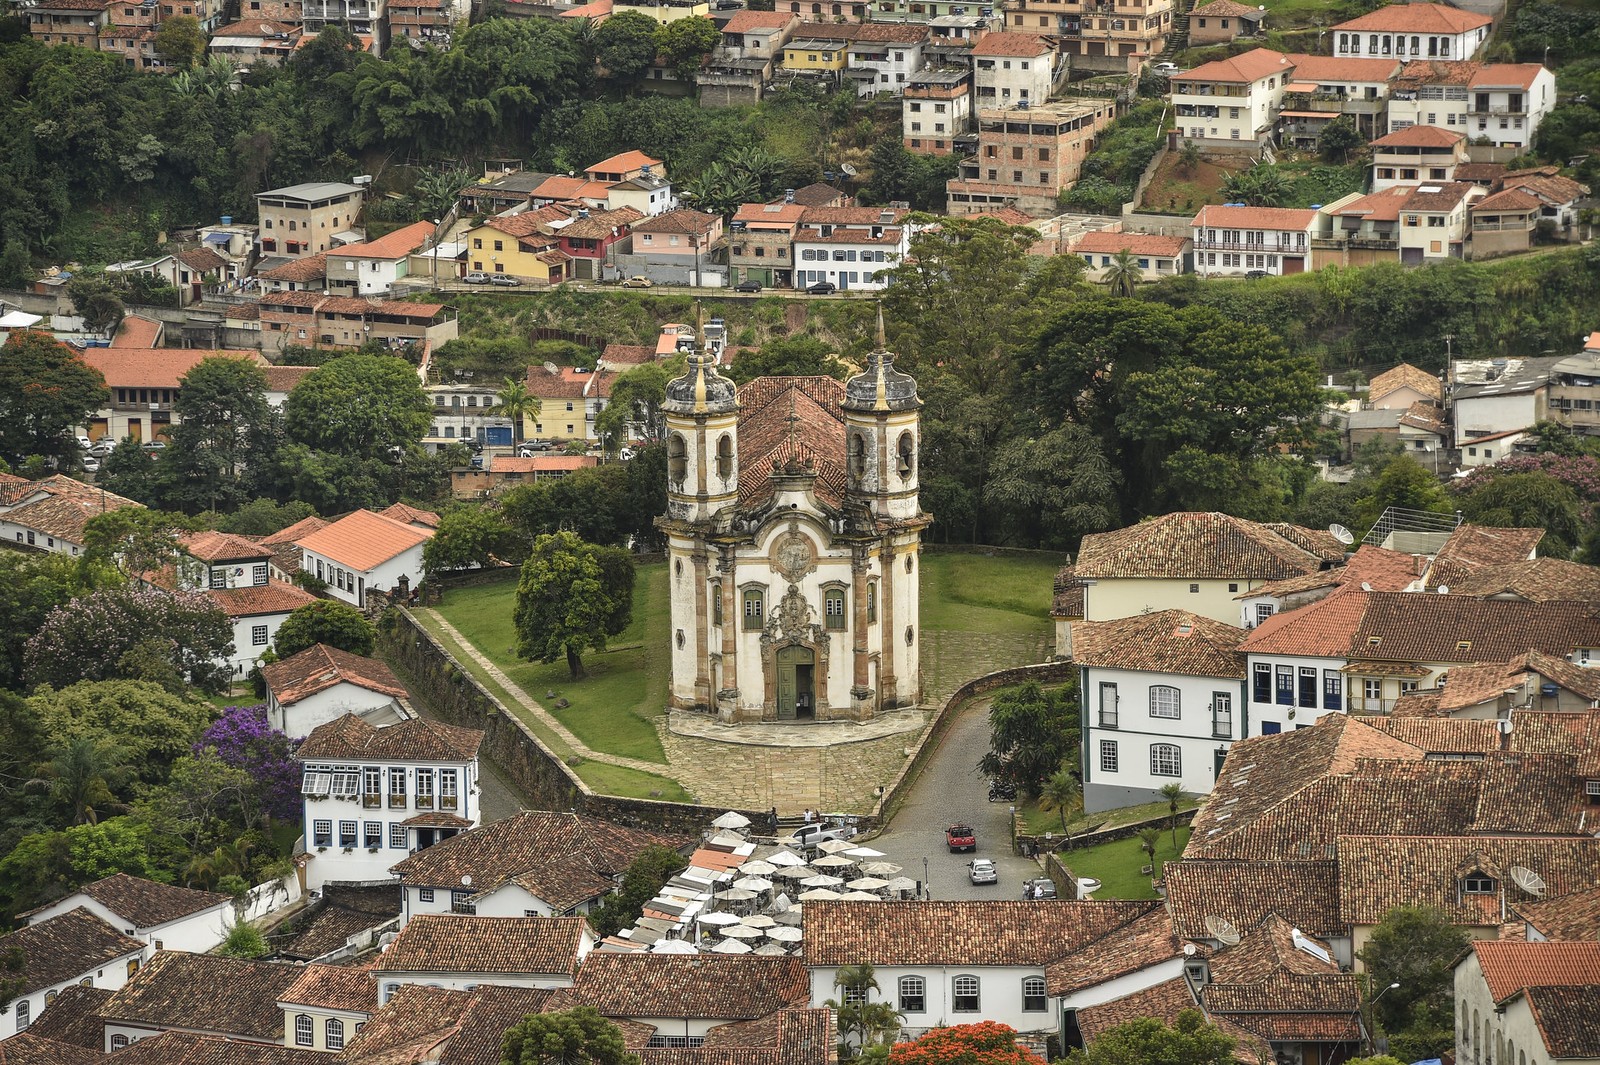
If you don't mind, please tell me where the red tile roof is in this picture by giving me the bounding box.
[733,202,808,226]
[969,31,1052,56]
[1335,2,1490,33]
[379,502,440,528]
[571,954,809,1020]
[1045,906,1187,995]
[1073,231,1190,257]
[38,873,229,928]
[1372,124,1467,149]
[1173,46,1295,84]
[722,9,797,32]
[335,220,435,260]
[0,908,143,995]
[182,529,272,563]
[262,643,408,707]
[1472,940,1600,1003]
[372,915,589,978]
[1239,584,1371,657]
[1527,986,1600,1059]
[735,376,848,510]
[278,963,378,1013]
[111,314,163,348]
[1072,610,1246,679]
[294,507,433,571]
[109,1030,328,1065]
[1193,204,1319,231]
[298,713,482,762]
[208,579,317,619]
[260,253,329,283]
[587,150,664,175]
[25,984,113,1050]
[81,348,264,390]
[103,952,306,1040]
[1472,187,1542,213]
[1165,859,1345,940]
[262,364,317,393]
[1078,511,1329,581]
[489,455,597,473]
[1369,360,1443,402]
[0,1032,105,1065]
[634,209,720,236]
[525,364,614,401]
[1283,54,1401,82]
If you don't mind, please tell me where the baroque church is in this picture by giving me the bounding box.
[657,313,930,723]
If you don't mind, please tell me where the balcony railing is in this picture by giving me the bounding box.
[363,793,381,808]
[1195,239,1306,252]
[416,794,434,810]
[440,794,458,810]
[388,793,407,808]
[1349,697,1397,714]
[1468,105,1526,116]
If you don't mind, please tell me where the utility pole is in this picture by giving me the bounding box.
[1443,333,1455,360]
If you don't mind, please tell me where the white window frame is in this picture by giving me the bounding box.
[1150,685,1181,719]
[295,1014,313,1046]
[1150,743,1182,777]
[952,974,980,1012]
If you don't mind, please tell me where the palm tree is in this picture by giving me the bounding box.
[827,963,901,1058]
[1039,769,1082,843]
[491,378,540,448]
[28,737,130,826]
[1136,827,1162,877]
[1159,781,1185,849]
[1104,250,1141,299]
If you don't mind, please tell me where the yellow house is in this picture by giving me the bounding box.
[613,0,708,21]
[783,36,850,72]
[462,214,569,284]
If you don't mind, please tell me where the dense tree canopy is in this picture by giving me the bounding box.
[977,681,1079,799]
[24,586,234,694]
[285,354,432,461]
[513,531,634,678]
[273,600,377,659]
[0,331,109,468]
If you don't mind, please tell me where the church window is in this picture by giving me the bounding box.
[824,586,847,630]
[867,582,878,624]
[743,588,765,630]
[711,583,723,626]
[675,558,683,578]
[668,433,688,484]
[897,431,915,479]
[716,434,734,479]
[676,629,686,649]
[849,432,867,483]
[905,555,914,574]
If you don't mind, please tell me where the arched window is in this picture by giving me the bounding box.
[849,433,867,483]
[44,991,57,1006]
[952,975,980,1012]
[1150,685,1181,719]
[866,581,878,624]
[326,1018,346,1051]
[668,433,688,485]
[899,976,926,1013]
[383,982,402,1004]
[13,1000,27,1030]
[1021,976,1047,1012]
[111,1035,129,1050]
[1150,743,1181,777]
[295,1014,314,1046]
[743,588,766,630]
[716,433,734,479]
[896,431,915,479]
[824,585,847,630]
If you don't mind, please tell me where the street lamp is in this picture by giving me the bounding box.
[922,856,929,900]
[1362,981,1401,1055]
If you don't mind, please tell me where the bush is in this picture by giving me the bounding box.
[219,922,267,958]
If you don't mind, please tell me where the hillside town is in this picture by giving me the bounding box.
[3,0,1600,1056]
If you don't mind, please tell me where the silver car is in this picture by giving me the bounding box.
[967,859,998,885]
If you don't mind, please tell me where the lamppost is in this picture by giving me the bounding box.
[1362,981,1401,1055]
[922,856,930,900]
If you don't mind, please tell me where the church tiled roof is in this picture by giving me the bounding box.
[735,376,848,510]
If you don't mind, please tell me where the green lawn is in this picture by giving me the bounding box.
[572,761,693,803]
[433,563,671,765]
[1020,796,1198,838]
[1061,826,1192,901]
[920,552,1059,636]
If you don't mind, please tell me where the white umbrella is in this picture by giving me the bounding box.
[812,855,856,869]
[712,811,752,830]
[843,846,886,858]
[732,876,773,892]
[738,859,778,876]
[846,876,890,891]
[742,914,776,928]
[773,908,804,926]
[708,833,748,848]
[766,850,808,867]
[719,888,757,902]
[754,942,789,956]
[840,890,882,901]
[697,912,742,926]
[800,874,844,888]
[721,924,764,939]
[885,877,918,894]
[711,938,752,954]
[860,862,902,876]
[798,888,843,901]
[772,866,815,881]
[766,925,803,943]
[816,840,855,854]
[651,939,698,954]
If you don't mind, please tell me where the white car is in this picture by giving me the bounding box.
[968,859,998,886]
[1152,62,1181,75]
[75,435,92,450]
[81,456,101,473]
[785,822,856,848]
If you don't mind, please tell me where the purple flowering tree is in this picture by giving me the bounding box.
[197,705,301,823]
[24,585,234,694]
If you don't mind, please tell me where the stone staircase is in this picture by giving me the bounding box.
[1156,0,1196,61]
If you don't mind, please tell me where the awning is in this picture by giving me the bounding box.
[0,311,44,328]
[203,232,232,244]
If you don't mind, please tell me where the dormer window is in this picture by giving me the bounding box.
[1367,636,1381,647]
[1462,874,1496,894]
[1456,640,1471,652]
[1586,780,1600,803]
[210,569,228,589]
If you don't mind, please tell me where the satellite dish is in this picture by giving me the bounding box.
[1203,915,1241,946]
[461,874,473,887]
[1360,582,1373,592]
[543,361,560,376]
[1437,585,1450,594]
[1328,523,1354,545]
[1183,942,1196,956]
[1509,866,1546,897]
[841,163,858,177]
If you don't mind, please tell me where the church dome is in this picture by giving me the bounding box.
[664,350,738,415]
[843,350,919,412]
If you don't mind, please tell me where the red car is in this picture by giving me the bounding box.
[946,824,976,853]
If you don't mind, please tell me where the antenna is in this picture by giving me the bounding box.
[1203,915,1241,946]
[1509,866,1546,896]
[1328,523,1354,545]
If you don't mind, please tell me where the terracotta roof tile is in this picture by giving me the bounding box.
[1051,564,1084,619]
[1473,940,1600,1003]
[0,1032,105,1065]
[802,899,1156,966]
[736,377,849,510]
[1283,53,1407,81]
[262,364,317,393]
[1165,859,1345,940]
[81,348,264,390]
[335,221,434,260]
[389,810,688,910]
[111,314,163,348]
[572,954,809,1020]
[524,365,615,401]
[182,529,272,563]
[1351,592,1600,665]
[1427,524,1546,592]
[1360,716,1501,753]
[371,915,588,978]
[1499,171,1589,205]
[109,1031,328,1065]
[1473,187,1543,212]
[178,247,228,274]
[0,908,143,996]
[260,253,329,283]
[278,963,378,1013]
[722,9,797,32]
[1371,125,1467,149]
[379,502,440,528]
[634,209,720,236]
[260,514,330,547]
[1045,906,1187,995]
[25,984,113,1049]
[1401,180,1479,212]
[332,984,472,1063]
[798,205,908,226]
[733,203,807,226]
[1471,752,1589,835]
[298,713,481,762]
[263,643,408,707]
[103,952,306,1039]
[601,343,655,365]
[1193,204,1318,232]
[1369,361,1443,403]
[1077,512,1329,581]
[53,872,228,928]
[1237,544,1417,600]
[588,150,664,174]
[1173,46,1295,84]
[1516,886,1600,941]
[489,455,597,474]
[1526,985,1600,1058]
[1072,610,1246,678]
[1335,2,1490,33]
[1240,584,1370,659]
[1446,558,1600,603]
[1192,0,1261,17]
[1073,231,1191,257]
[294,508,433,571]
[276,885,400,962]
[208,579,317,619]
[968,207,1038,226]
[969,31,1052,56]
[1073,978,1273,1063]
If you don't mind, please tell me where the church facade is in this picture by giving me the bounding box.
[657,320,930,723]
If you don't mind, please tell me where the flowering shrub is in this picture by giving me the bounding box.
[888,1022,1049,1065]
[24,585,233,694]
[198,704,301,822]
[1451,452,1600,521]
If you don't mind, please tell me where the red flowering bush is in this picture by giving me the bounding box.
[888,1022,1049,1065]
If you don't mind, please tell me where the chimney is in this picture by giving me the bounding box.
[784,189,796,203]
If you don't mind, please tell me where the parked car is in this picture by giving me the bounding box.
[75,435,93,450]
[621,276,654,289]
[987,779,1017,802]
[88,440,116,457]
[141,440,166,451]
[805,281,837,295]
[734,280,763,293]
[463,272,492,284]
[967,858,998,885]
[1152,62,1181,75]
[945,823,976,853]
[81,457,101,473]
[714,0,741,8]
[516,440,553,456]
[785,822,856,849]
[1022,877,1058,900]
[488,274,522,287]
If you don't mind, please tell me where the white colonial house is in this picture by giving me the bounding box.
[370,916,593,1004]
[324,221,434,298]
[390,811,689,927]
[263,642,411,739]
[277,964,377,1053]
[170,530,318,678]
[1192,204,1318,277]
[1169,48,1295,149]
[0,474,142,558]
[295,508,433,609]
[21,874,231,955]
[791,206,912,292]
[0,908,145,1037]
[1331,3,1491,62]
[1074,610,1246,812]
[1454,941,1600,1065]
[296,714,484,891]
[1238,586,1364,737]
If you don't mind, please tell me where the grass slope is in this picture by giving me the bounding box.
[1062,825,1192,901]
[919,550,1060,700]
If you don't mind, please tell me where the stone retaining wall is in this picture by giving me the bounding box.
[1022,805,1199,857]
[379,609,769,837]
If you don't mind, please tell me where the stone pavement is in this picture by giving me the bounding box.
[667,708,927,747]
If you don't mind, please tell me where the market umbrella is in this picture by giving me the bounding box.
[721,924,764,939]
[846,876,890,891]
[719,888,757,902]
[732,876,773,892]
[697,911,741,926]
[843,846,886,858]
[800,874,844,888]
[860,861,902,876]
[754,942,790,955]
[773,908,804,925]
[710,938,752,954]
[798,888,843,901]
[766,925,803,943]
[738,859,778,876]
[712,811,752,830]
[742,914,776,928]
[651,939,698,954]
[839,890,882,901]
[766,850,808,867]
[816,840,855,855]
[885,877,918,895]
[772,866,815,881]
[811,855,856,869]
[708,833,748,848]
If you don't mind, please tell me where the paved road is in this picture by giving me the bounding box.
[864,697,1044,901]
